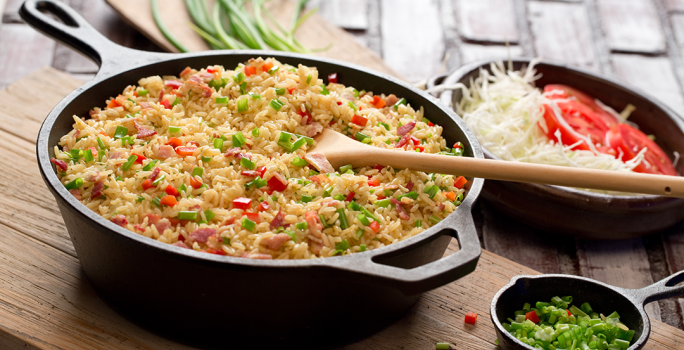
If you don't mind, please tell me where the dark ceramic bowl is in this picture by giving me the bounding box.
[21,1,484,348]
[491,272,684,350]
[432,59,684,239]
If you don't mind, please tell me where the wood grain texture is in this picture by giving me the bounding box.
[308,0,368,30]
[380,0,445,82]
[104,0,400,78]
[0,24,56,88]
[456,0,519,44]
[0,67,682,349]
[596,0,666,54]
[664,0,684,11]
[459,44,523,65]
[662,222,684,331]
[610,54,684,117]
[527,1,598,71]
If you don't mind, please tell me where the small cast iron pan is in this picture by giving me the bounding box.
[20,1,484,348]
[428,59,684,239]
[491,272,684,350]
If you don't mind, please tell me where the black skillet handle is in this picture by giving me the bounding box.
[19,0,170,77]
[627,270,684,306]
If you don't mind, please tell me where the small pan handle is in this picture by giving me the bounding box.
[19,0,170,77]
[626,270,684,306]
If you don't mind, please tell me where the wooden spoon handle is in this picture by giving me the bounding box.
[350,147,684,197]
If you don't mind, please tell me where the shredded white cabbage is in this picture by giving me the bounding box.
[453,61,646,194]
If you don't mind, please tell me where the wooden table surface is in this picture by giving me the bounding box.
[1,0,684,343]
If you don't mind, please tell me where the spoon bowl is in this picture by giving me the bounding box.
[491,272,684,350]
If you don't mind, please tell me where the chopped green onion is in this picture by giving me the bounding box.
[267,66,279,75]
[295,222,308,230]
[393,98,407,110]
[241,157,256,170]
[142,160,158,171]
[169,126,181,134]
[252,127,260,138]
[64,177,83,190]
[248,92,261,99]
[428,215,441,225]
[239,82,246,95]
[192,167,203,177]
[114,126,128,139]
[294,134,314,145]
[278,131,294,151]
[232,131,247,147]
[213,137,224,151]
[241,218,256,231]
[378,122,390,131]
[359,244,367,252]
[215,96,228,104]
[321,84,329,95]
[348,201,380,222]
[121,155,138,171]
[355,228,364,239]
[306,74,312,85]
[320,214,329,228]
[301,195,313,203]
[291,137,307,151]
[339,164,353,173]
[333,193,346,201]
[152,174,166,186]
[336,208,349,229]
[269,98,285,111]
[397,191,419,200]
[335,239,349,254]
[204,209,215,222]
[291,157,309,167]
[137,89,149,96]
[424,185,439,199]
[209,78,228,89]
[178,211,198,221]
[237,98,249,112]
[151,196,162,207]
[352,88,359,98]
[222,237,231,245]
[415,220,422,228]
[232,71,245,84]
[355,132,371,143]
[275,87,286,95]
[348,101,358,112]
[179,183,187,193]
[171,97,181,106]
[97,136,106,150]
[136,195,144,202]
[357,214,371,226]
[83,149,94,162]
[375,199,391,208]
[115,176,123,182]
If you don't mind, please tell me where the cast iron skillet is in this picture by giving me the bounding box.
[491,272,684,350]
[430,59,684,239]
[21,1,484,348]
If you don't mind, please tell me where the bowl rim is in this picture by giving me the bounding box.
[438,57,684,204]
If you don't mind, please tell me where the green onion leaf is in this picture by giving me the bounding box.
[291,137,307,151]
[348,101,358,112]
[216,96,228,104]
[83,149,94,162]
[428,215,441,225]
[295,222,308,230]
[397,191,419,200]
[275,87,286,95]
[333,194,346,201]
[355,132,371,143]
[152,196,162,207]
[393,98,407,110]
[204,209,215,222]
[252,127,260,138]
[137,89,149,96]
[192,167,203,177]
[64,177,83,190]
[359,244,366,252]
[241,157,256,170]
[223,237,231,245]
[301,195,313,203]
[136,195,144,202]
[232,131,247,147]
[239,82,246,95]
[171,97,181,106]
[248,92,261,99]
[321,84,329,95]
[306,74,312,85]
[375,199,391,208]
[143,160,158,171]
[169,126,181,134]
[267,66,279,75]
[336,208,349,229]
[335,239,350,254]
[415,220,422,228]
[152,174,166,186]
[339,164,353,173]
[213,137,224,151]
[97,136,106,150]
[320,214,329,228]
[236,98,249,113]
[241,218,256,231]
[291,157,309,167]
[178,211,198,221]
[357,214,371,226]
[378,122,390,131]
[179,183,187,193]
[121,155,138,171]
[114,126,128,139]
[232,71,245,84]
[269,98,285,111]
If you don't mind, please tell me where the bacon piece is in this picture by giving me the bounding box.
[180,66,192,77]
[69,189,81,200]
[199,72,214,82]
[304,152,334,174]
[397,121,416,136]
[325,200,340,207]
[260,233,292,251]
[110,214,128,227]
[149,167,161,181]
[234,152,251,161]
[224,147,241,157]
[156,145,175,159]
[90,180,105,199]
[270,210,286,230]
[222,216,236,226]
[395,133,411,148]
[85,170,101,183]
[146,214,161,225]
[310,241,324,255]
[190,228,216,243]
[155,218,172,232]
[309,174,330,184]
[50,158,68,171]
[406,181,414,191]
[438,203,445,211]
[385,94,399,107]
[173,241,191,249]
[134,121,157,139]
[305,211,323,238]
[200,85,213,97]
[390,198,410,220]
[164,80,183,89]
[73,129,81,139]
[108,151,122,160]
[307,122,323,137]
[139,102,152,109]
[189,75,202,84]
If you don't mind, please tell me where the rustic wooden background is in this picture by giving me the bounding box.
[1,0,684,334]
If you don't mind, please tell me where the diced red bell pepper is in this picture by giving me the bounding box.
[258,201,270,212]
[526,311,539,324]
[190,176,202,189]
[141,179,154,190]
[175,146,196,157]
[464,312,478,324]
[368,179,380,187]
[160,99,172,109]
[376,195,386,200]
[241,170,259,177]
[267,173,288,192]
[233,197,252,210]
[287,87,295,94]
[415,146,425,152]
[243,212,260,223]
[133,91,138,97]
[107,96,122,109]
[166,137,183,148]
[262,62,274,72]
[369,221,380,233]
[160,195,177,207]
[206,68,218,74]
[453,143,462,149]
[244,66,257,76]
[444,191,456,201]
[336,101,342,105]
[205,247,225,255]
[165,185,179,196]
[345,192,355,202]
[132,153,146,164]
[328,73,338,84]
[374,164,384,171]
[410,136,420,146]
[351,114,368,126]
[256,166,267,178]
[87,147,98,159]
[370,95,386,109]
[454,176,467,189]
[566,309,571,317]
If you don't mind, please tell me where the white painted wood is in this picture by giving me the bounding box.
[596,0,665,54]
[380,0,445,82]
[459,44,523,64]
[611,54,684,117]
[527,1,598,71]
[664,0,684,11]
[456,0,518,43]
[307,0,368,30]
[0,24,56,88]
[577,239,662,321]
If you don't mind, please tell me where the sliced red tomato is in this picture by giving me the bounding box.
[540,105,591,151]
[555,100,612,147]
[606,124,676,175]
[544,84,618,128]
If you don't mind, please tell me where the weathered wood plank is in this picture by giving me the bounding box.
[455,0,518,44]
[662,222,684,330]
[0,24,56,88]
[610,54,684,118]
[380,0,444,82]
[307,0,368,30]
[527,1,598,71]
[459,44,523,65]
[596,0,665,54]
[664,0,684,12]
[577,239,662,321]
[644,232,684,329]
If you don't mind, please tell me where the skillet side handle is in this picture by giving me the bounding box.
[629,270,684,306]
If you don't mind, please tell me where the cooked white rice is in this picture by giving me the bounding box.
[52,57,466,259]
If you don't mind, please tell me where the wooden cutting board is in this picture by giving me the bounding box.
[105,0,401,78]
[0,67,681,349]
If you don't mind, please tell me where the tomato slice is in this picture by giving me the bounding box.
[544,84,618,128]
[555,100,611,147]
[606,124,677,175]
[540,104,591,151]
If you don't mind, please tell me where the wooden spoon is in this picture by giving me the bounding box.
[306,129,684,197]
